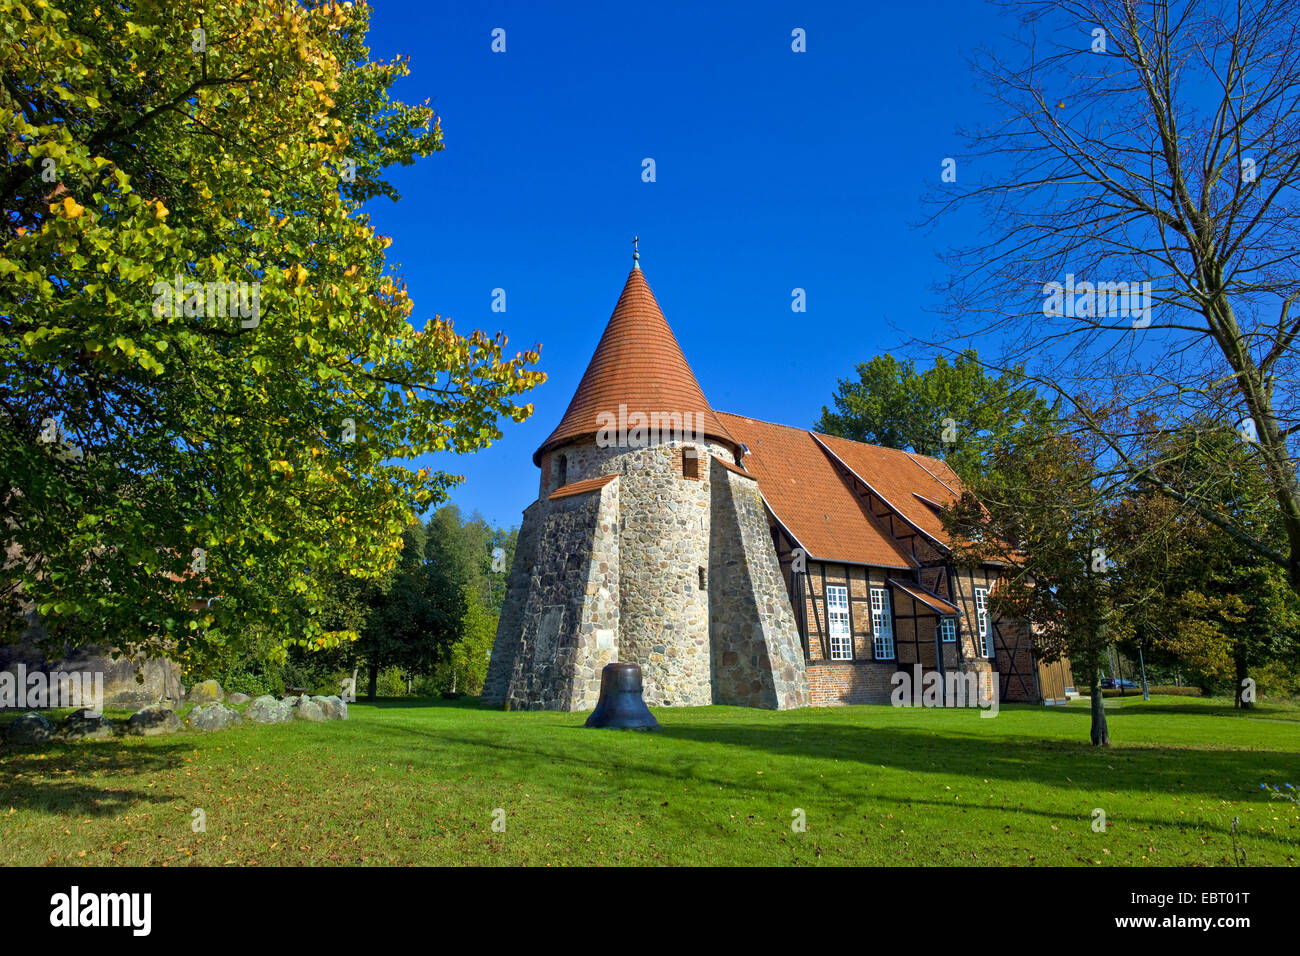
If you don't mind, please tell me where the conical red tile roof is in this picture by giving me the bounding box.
[534,267,738,464]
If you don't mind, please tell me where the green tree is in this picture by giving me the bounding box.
[434,585,495,695]
[1114,425,1300,707]
[483,523,517,614]
[0,0,545,674]
[356,522,455,699]
[816,350,1058,484]
[947,407,1126,745]
[450,507,517,614]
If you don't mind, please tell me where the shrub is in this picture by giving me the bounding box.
[375,665,408,697]
[1254,660,1300,699]
[212,661,285,698]
[413,674,444,698]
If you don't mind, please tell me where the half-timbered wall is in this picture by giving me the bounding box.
[764,473,1049,706]
[799,561,890,664]
[947,564,1039,703]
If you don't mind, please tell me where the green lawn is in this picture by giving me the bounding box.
[1,695,1297,866]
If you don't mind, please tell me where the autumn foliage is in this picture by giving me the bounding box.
[0,0,545,672]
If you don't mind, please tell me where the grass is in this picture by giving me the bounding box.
[1,694,1297,866]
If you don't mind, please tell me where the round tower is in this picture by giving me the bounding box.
[530,254,741,706]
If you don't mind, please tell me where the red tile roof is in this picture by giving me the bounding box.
[715,412,915,569]
[534,268,738,464]
[548,474,618,501]
[812,433,964,546]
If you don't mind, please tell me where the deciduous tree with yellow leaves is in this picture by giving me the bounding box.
[0,0,545,674]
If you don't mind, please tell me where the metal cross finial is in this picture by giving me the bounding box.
[632,235,640,268]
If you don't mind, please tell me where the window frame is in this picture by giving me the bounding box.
[974,587,993,657]
[939,617,957,643]
[869,587,894,660]
[826,585,852,660]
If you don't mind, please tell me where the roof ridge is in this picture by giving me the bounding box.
[716,409,810,431]
[716,411,953,469]
[904,452,962,496]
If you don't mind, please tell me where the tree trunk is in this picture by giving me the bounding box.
[367,663,378,701]
[1089,673,1110,747]
[1208,297,1300,599]
[1234,652,1253,710]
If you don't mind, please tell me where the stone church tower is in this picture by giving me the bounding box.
[482,253,809,711]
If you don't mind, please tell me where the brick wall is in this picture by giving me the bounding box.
[806,660,897,706]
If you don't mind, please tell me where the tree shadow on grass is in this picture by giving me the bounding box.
[654,720,1299,801]
[1038,700,1300,721]
[0,739,190,816]
[362,720,753,796]
[364,721,1299,856]
[361,711,1299,809]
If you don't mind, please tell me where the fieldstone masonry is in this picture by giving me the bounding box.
[484,435,810,711]
[708,460,809,709]
[485,476,621,710]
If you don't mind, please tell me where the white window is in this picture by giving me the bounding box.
[939,617,956,643]
[827,585,851,660]
[870,587,894,659]
[975,588,993,657]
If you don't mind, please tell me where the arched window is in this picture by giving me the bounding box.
[556,453,568,488]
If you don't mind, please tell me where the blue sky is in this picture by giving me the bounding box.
[362,0,1006,527]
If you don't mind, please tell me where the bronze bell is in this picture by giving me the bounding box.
[585,662,660,730]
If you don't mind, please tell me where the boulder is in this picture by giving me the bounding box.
[5,711,54,745]
[187,679,225,704]
[295,698,327,722]
[227,692,251,706]
[126,704,180,736]
[0,635,183,709]
[311,695,348,721]
[187,702,241,732]
[58,708,115,741]
[245,695,293,724]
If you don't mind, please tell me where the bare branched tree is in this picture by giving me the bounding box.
[928,0,1300,589]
